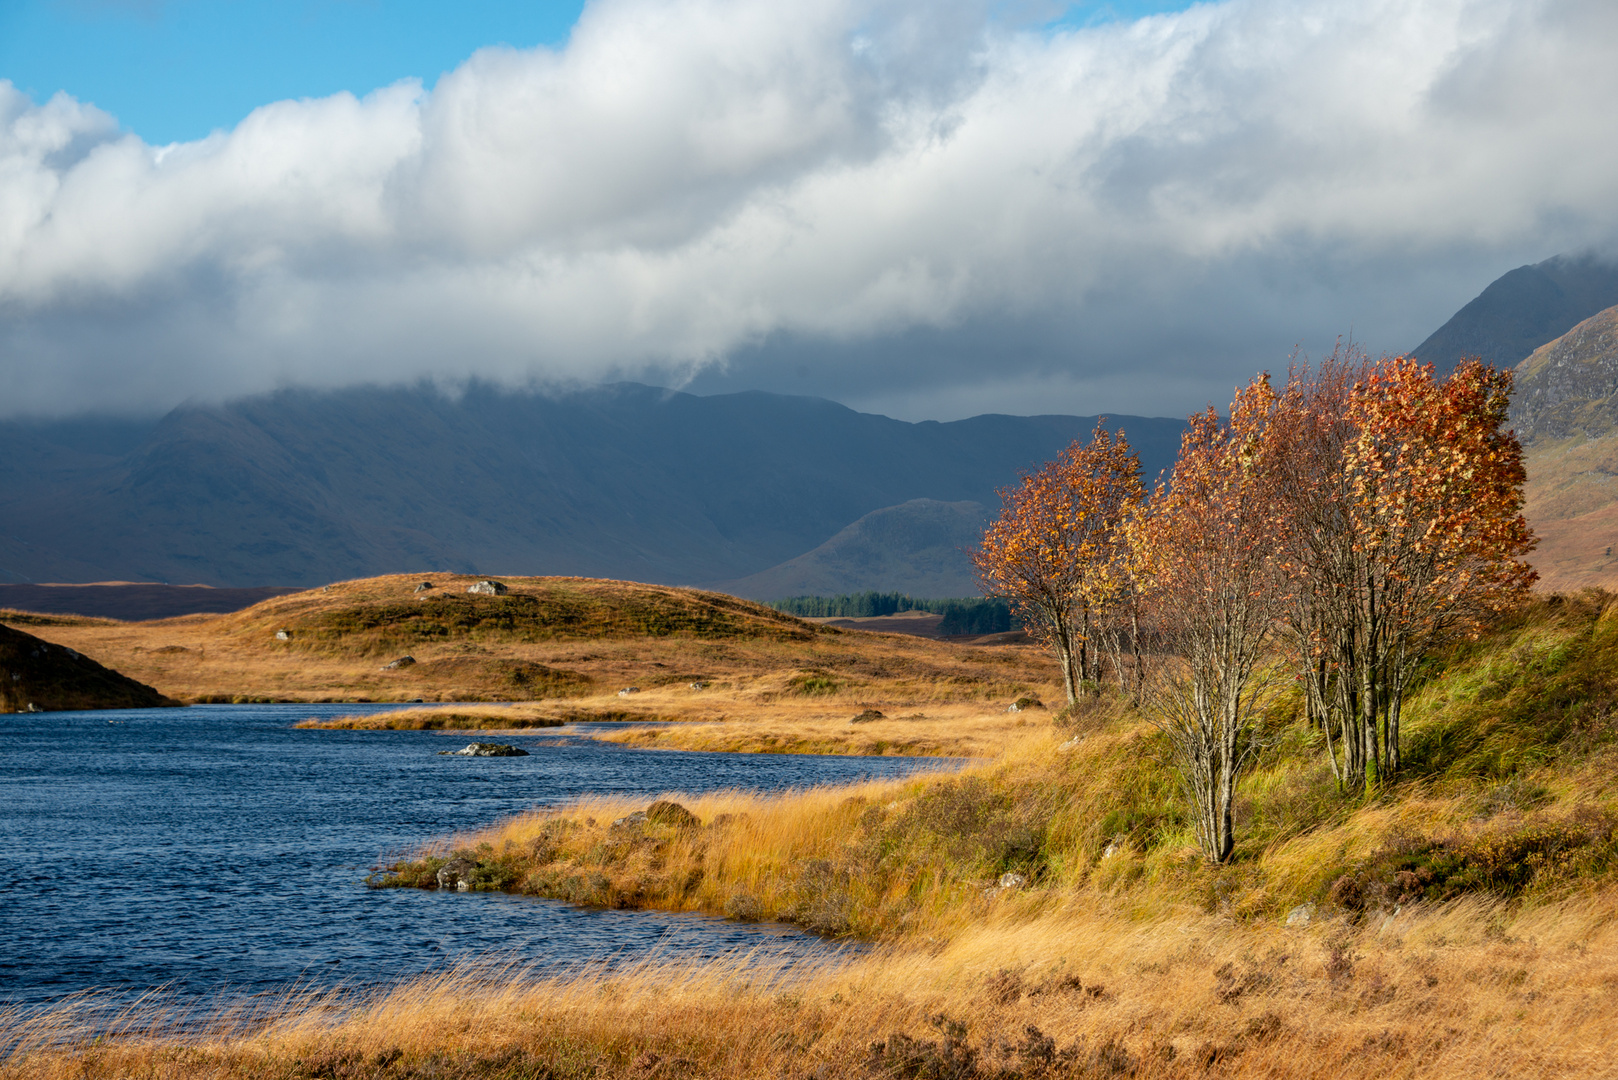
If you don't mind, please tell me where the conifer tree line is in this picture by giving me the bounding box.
[768,593,1017,635]
[974,350,1537,862]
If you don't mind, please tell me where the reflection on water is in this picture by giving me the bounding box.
[0,704,955,1009]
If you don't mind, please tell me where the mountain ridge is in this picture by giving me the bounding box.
[0,383,1184,592]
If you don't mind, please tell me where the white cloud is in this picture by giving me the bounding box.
[1,0,1616,417]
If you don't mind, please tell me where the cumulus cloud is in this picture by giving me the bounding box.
[1,0,1616,418]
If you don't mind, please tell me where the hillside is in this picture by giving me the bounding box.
[0,384,1184,592]
[1412,251,1618,370]
[0,622,177,712]
[3,573,1055,709]
[0,583,299,621]
[711,498,990,599]
[1513,306,1618,591]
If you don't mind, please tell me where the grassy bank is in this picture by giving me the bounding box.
[5,895,1614,1079]
[9,592,1618,1078]
[371,593,1618,938]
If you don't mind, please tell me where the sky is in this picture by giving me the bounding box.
[1,0,1615,421]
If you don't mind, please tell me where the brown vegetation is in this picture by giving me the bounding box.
[1,574,1055,710]
[6,592,1618,1076]
[4,894,1613,1080]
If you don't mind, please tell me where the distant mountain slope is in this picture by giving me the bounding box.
[1511,305,1618,592]
[712,499,991,600]
[1513,306,1618,444]
[1411,252,1618,370]
[0,384,1184,590]
[0,584,300,621]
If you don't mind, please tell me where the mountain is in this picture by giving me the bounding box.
[0,384,1185,595]
[712,499,991,599]
[1411,252,1618,370]
[1509,305,1618,592]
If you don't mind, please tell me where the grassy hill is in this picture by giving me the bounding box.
[2,573,1056,712]
[6,593,1618,1077]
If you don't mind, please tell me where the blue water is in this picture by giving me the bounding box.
[0,704,954,1010]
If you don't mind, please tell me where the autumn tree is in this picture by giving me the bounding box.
[974,425,1145,704]
[1129,379,1290,862]
[1269,352,1537,790]
[1341,356,1537,779]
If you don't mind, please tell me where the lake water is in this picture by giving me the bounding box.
[0,704,956,1012]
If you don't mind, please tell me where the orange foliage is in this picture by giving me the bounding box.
[973,425,1144,703]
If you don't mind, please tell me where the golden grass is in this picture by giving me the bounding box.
[3,574,1057,712]
[6,895,1615,1079]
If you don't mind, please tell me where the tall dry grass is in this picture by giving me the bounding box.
[6,895,1615,1079]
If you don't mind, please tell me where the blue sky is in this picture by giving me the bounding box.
[0,0,1198,144]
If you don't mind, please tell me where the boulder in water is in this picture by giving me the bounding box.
[436,856,476,891]
[438,742,529,757]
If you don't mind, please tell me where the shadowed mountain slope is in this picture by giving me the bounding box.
[0,622,177,713]
[0,384,1184,591]
[1412,252,1618,370]
[712,499,991,600]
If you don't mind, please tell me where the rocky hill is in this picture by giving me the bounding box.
[1512,305,1618,591]
[0,622,178,712]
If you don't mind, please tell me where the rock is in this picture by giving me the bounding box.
[612,810,649,829]
[436,856,476,891]
[689,681,707,690]
[850,709,884,724]
[413,582,435,593]
[1102,842,1121,860]
[1057,736,1082,752]
[998,872,1027,889]
[1006,696,1043,713]
[438,742,530,757]
[274,629,291,641]
[617,687,640,697]
[466,580,508,596]
[380,656,416,670]
[1286,902,1316,927]
[647,800,700,828]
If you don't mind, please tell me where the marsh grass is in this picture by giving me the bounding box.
[13,593,1618,1077]
[6,896,1616,1079]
